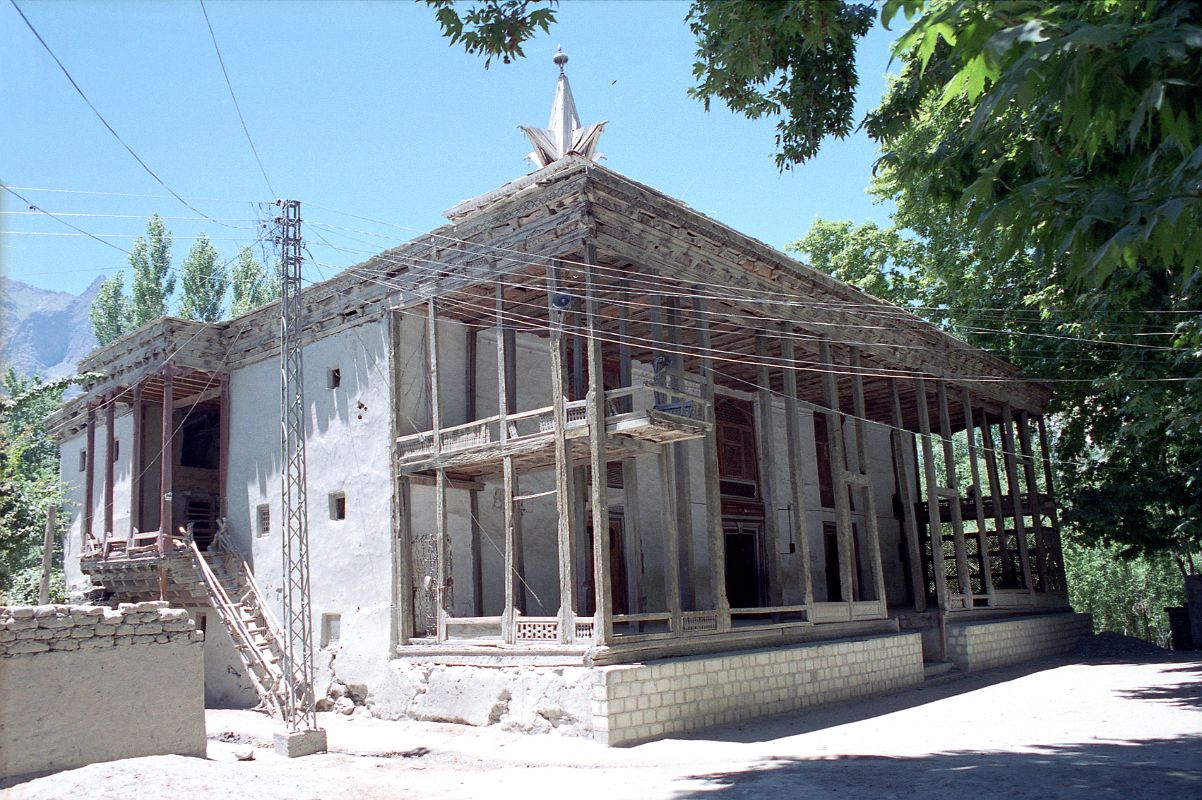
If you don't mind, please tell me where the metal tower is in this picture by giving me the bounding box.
[276,199,317,732]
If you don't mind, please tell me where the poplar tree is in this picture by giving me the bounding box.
[229,246,278,316]
[89,272,131,346]
[177,234,227,322]
[129,214,175,327]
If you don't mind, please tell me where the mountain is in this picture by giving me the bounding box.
[1,276,101,381]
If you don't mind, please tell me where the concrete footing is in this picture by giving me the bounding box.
[273,728,327,758]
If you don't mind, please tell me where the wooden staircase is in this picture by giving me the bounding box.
[187,522,310,718]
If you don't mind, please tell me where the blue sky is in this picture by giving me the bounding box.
[2,1,900,297]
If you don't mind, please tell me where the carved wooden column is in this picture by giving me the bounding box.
[781,330,814,610]
[103,393,115,550]
[130,381,144,534]
[961,390,995,600]
[819,339,855,609]
[547,260,576,644]
[218,374,230,520]
[427,299,449,641]
[159,368,174,544]
[584,242,613,644]
[84,403,96,551]
[889,379,926,611]
[694,295,730,629]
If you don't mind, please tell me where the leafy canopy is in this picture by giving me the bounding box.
[178,234,227,323]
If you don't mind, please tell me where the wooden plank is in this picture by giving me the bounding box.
[936,381,972,597]
[849,348,887,608]
[694,295,730,629]
[818,340,855,608]
[585,242,613,645]
[621,458,643,614]
[754,334,784,606]
[1001,405,1033,590]
[502,454,517,644]
[427,300,451,641]
[1018,411,1051,591]
[84,404,96,548]
[103,395,115,540]
[657,450,683,636]
[159,369,174,541]
[1037,416,1067,592]
[890,379,926,611]
[979,413,1014,587]
[915,378,950,610]
[130,382,144,534]
[548,260,576,644]
[663,296,695,609]
[781,330,815,610]
[961,389,994,598]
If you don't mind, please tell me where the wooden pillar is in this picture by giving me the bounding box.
[427,299,450,641]
[1000,405,1032,590]
[849,348,888,608]
[818,340,855,608]
[1036,417,1067,592]
[936,382,972,598]
[584,243,613,645]
[617,285,643,614]
[217,374,230,520]
[502,455,517,643]
[1018,411,1051,591]
[388,307,415,647]
[754,334,784,607]
[84,404,96,550]
[961,390,994,599]
[466,327,483,616]
[130,382,144,534]
[890,379,926,612]
[648,297,681,634]
[979,414,1014,586]
[781,331,814,610]
[103,393,115,547]
[159,368,174,542]
[694,295,729,628]
[664,296,695,609]
[547,261,576,644]
[915,378,950,610]
[496,284,523,629]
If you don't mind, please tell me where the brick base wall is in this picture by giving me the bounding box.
[945,612,1092,673]
[591,633,924,746]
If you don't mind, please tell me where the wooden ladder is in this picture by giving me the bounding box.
[187,523,310,717]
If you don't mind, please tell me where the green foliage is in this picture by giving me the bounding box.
[687,0,876,168]
[178,234,227,322]
[0,370,88,594]
[1063,536,1183,648]
[2,565,65,605]
[90,272,132,346]
[423,0,558,67]
[230,246,279,316]
[129,213,175,327]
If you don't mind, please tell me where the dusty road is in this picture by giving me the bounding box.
[6,650,1201,800]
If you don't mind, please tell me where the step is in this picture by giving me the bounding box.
[923,660,956,679]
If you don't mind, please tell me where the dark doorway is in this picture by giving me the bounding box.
[724,520,764,608]
[823,523,842,602]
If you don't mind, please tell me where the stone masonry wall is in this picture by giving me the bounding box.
[0,601,206,779]
[945,612,1093,673]
[592,633,925,746]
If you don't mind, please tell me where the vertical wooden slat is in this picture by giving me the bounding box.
[84,404,95,549]
[502,455,517,643]
[1018,411,1050,591]
[755,333,784,606]
[890,379,926,611]
[915,377,950,610]
[694,295,730,628]
[427,299,449,641]
[960,389,994,599]
[818,339,855,608]
[936,382,971,598]
[849,348,887,609]
[103,394,115,544]
[130,382,144,534]
[781,331,815,610]
[1037,416,1067,592]
[1001,405,1032,590]
[979,415,1013,587]
[547,260,576,644]
[584,242,613,645]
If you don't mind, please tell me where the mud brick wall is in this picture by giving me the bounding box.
[945,612,1093,673]
[0,601,206,779]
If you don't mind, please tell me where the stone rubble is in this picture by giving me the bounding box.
[0,601,204,658]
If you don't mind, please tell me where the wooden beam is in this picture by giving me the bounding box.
[159,368,174,541]
[979,414,1014,587]
[694,295,729,628]
[465,323,482,617]
[427,299,449,641]
[1001,405,1033,590]
[1037,416,1067,592]
[217,374,229,520]
[548,260,576,644]
[781,330,814,610]
[755,334,784,606]
[663,296,695,609]
[936,381,972,598]
[850,348,887,608]
[502,455,517,643]
[585,242,613,645]
[84,404,96,548]
[172,386,221,410]
[890,379,926,611]
[915,378,950,610]
[818,340,855,608]
[387,308,415,646]
[130,382,144,534]
[1018,411,1051,591]
[103,394,115,541]
[621,458,643,614]
[961,389,994,598]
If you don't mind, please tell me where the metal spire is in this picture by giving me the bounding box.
[519,47,607,168]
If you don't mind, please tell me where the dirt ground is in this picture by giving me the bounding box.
[6,646,1201,800]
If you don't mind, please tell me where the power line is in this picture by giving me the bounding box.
[3,186,130,255]
[8,0,233,227]
[198,0,276,198]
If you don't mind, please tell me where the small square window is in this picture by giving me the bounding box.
[321,613,341,648]
[79,449,87,472]
[328,367,341,390]
[112,439,120,462]
[329,492,346,520]
[256,504,270,538]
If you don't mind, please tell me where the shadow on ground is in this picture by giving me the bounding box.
[673,736,1202,800]
[1119,663,1202,709]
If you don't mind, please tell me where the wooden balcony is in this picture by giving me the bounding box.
[396,383,711,478]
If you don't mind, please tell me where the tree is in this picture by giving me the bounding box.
[90,272,131,346]
[129,213,175,327]
[178,234,227,322]
[229,246,278,316]
[424,0,559,67]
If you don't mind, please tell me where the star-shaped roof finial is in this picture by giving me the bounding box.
[519,48,607,168]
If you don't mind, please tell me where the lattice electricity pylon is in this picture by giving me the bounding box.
[276,199,317,732]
